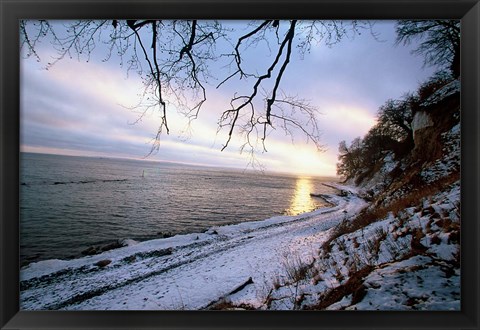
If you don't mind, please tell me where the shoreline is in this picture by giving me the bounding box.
[20,183,367,310]
[22,182,343,267]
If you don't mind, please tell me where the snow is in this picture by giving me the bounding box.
[420,79,460,107]
[20,184,367,310]
[257,180,460,311]
[20,169,461,311]
[420,123,460,183]
[349,255,460,310]
[354,152,398,197]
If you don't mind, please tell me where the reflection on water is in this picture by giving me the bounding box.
[286,177,318,215]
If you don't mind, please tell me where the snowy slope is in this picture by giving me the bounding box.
[229,181,460,311]
[225,115,461,311]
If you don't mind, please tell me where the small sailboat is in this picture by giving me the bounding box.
[142,170,145,178]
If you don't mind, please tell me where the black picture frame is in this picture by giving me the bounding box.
[1,0,479,329]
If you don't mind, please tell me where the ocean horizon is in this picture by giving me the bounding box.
[20,152,338,265]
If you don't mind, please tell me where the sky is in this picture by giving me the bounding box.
[20,20,438,177]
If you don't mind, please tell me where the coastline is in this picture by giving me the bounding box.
[20,152,338,266]
[20,182,366,310]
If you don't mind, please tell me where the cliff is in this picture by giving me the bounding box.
[244,77,461,310]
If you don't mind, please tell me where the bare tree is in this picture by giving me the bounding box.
[376,94,416,144]
[395,20,460,78]
[20,19,373,157]
[336,137,363,180]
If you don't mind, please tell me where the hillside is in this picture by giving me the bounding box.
[219,76,461,310]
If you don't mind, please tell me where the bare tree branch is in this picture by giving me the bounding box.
[219,20,297,152]
[126,20,169,151]
[20,19,381,164]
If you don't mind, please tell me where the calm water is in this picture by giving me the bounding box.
[20,152,337,265]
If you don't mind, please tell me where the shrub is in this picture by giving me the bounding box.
[282,254,312,283]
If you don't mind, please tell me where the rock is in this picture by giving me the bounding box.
[81,246,99,256]
[101,241,123,252]
[412,111,434,140]
[157,231,173,238]
[95,259,112,268]
[123,255,137,263]
[339,190,349,197]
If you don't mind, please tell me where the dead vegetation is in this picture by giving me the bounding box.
[282,253,312,284]
[304,265,374,310]
[321,169,459,256]
[208,299,256,310]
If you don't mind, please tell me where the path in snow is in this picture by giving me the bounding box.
[20,184,366,310]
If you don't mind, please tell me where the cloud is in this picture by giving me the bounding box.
[20,20,441,177]
[320,105,377,145]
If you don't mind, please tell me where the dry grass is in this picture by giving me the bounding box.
[336,238,348,252]
[322,170,459,255]
[352,237,360,249]
[282,254,312,284]
[333,264,345,282]
[305,265,374,310]
[272,274,282,290]
[372,227,388,255]
[312,273,323,286]
[209,299,256,310]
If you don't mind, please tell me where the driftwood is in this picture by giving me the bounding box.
[203,277,254,309]
[228,277,254,295]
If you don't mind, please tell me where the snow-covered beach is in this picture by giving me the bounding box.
[20,183,366,310]
[20,174,461,311]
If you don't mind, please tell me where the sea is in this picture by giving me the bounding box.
[20,152,338,265]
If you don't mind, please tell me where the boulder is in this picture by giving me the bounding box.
[94,259,112,268]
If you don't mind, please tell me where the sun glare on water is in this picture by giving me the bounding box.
[286,177,317,215]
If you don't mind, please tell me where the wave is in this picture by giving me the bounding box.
[21,179,128,186]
